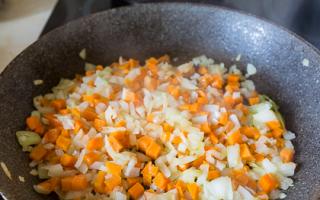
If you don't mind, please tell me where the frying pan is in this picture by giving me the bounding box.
[0,3,319,200]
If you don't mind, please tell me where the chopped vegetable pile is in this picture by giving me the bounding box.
[17,55,296,200]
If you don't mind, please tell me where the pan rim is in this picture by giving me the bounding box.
[1,2,320,77]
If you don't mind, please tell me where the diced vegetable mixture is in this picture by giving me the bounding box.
[17,55,296,200]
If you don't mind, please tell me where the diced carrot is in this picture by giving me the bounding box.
[153,172,169,191]
[59,109,69,115]
[224,96,236,107]
[73,119,83,133]
[198,66,208,75]
[128,182,145,199]
[208,170,221,181]
[70,108,81,118]
[266,120,281,130]
[110,131,130,148]
[144,76,158,91]
[181,91,190,103]
[88,80,95,87]
[142,162,158,186]
[127,177,141,187]
[167,85,180,98]
[200,123,211,134]
[61,175,88,191]
[158,55,170,63]
[240,144,254,161]
[187,183,200,200]
[172,136,182,145]
[225,121,235,133]
[109,135,123,152]
[115,120,126,127]
[280,148,294,163]
[145,162,159,176]
[247,178,258,192]
[44,150,60,164]
[169,76,179,85]
[146,57,158,66]
[272,128,284,138]
[199,75,211,88]
[250,143,256,152]
[26,116,45,135]
[135,161,143,168]
[225,83,240,93]
[146,141,162,159]
[276,138,285,149]
[124,79,141,91]
[240,126,260,140]
[72,174,88,190]
[94,171,106,193]
[227,130,242,145]
[161,122,172,132]
[61,129,69,137]
[204,145,214,151]
[85,70,95,76]
[81,108,97,121]
[254,154,265,162]
[128,58,140,68]
[218,112,228,125]
[235,103,249,115]
[82,95,95,105]
[106,162,122,176]
[84,152,100,166]
[74,74,82,81]
[122,88,135,102]
[197,96,208,104]
[192,155,205,168]
[96,65,104,71]
[146,113,154,122]
[167,182,175,191]
[44,114,61,127]
[233,171,250,187]
[30,144,47,161]
[248,97,260,105]
[178,163,190,171]
[258,173,279,193]
[227,74,240,83]
[43,128,60,144]
[189,103,199,113]
[179,104,190,111]
[209,133,219,144]
[137,135,154,152]
[56,135,71,151]
[87,137,103,151]
[51,99,66,111]
[105,174,122,192]
[146,57,158,75]
[93,118,106,132]
[211,74,223,89]
[60,154,76,167]
[175,180,186,198]
[36,177,59,194]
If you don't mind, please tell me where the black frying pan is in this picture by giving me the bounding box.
[0,3,319,200]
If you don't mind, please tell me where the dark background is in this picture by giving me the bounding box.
[41,0,320,49]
